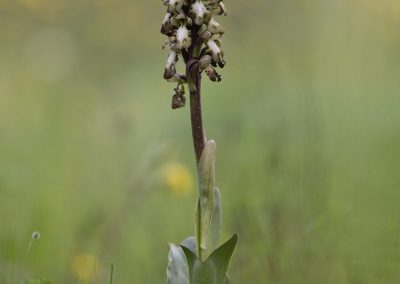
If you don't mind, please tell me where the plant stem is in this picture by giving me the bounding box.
[189,75,206,165]
[187,24,206,165]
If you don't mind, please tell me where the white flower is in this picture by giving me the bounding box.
[190,0,211,25]
[207,39,220,57]
[207,39,225,67]
[207,18,224,35]
[163,13,171,25]
[32,231,41,240]
[176,25,191,49]
[166,50,177,68]
[161,13,174,35]
[164,50,178,79]
[219,2,227,16]
[168,0,185,13]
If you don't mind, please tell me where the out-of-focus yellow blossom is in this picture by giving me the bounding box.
[162,162,193,197]
[71,253,102,283]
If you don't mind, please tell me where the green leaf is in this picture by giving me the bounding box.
[207,187,222,257]
[181,236,197,256]
[181,245,214,284]
[180,245,198,282]
[179,234,238,284]
[198,140,216,201]
[166,244,190,284]
[196,140,222,261]
[207,234,238,284]
[195,198,201,257]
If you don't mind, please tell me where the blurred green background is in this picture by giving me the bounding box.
[1,0,400,283]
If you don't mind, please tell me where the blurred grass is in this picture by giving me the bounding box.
[1,0,400,283]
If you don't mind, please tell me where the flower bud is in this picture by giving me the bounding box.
[190,0,211,26]
[176,25,192,49]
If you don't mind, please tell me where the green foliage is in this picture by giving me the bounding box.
[181,234,238,284]
[167,139,237,283]
[166,244,190,284]
[166,235,238,284]
[195,141,223,261]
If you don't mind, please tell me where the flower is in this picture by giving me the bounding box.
[205,65,221,82]
[164,50,178,79]
[167,0,186,13]
[163,162,193,197]
[207,39,225,67]
[32,231,41,240]
[161,13,174,35]
[207,18,225,35]
[219,2,227,16]
[171,84,186,109]
[199,55,221,82]
[72,253,102,283]
[208,2,227,16]
[160,0,227,97]
[190,0,211,25]
[176,25,191,49]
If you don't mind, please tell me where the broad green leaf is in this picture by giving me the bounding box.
[206,187,221,258]
[166,244,190,284]
[207,234,239,284]
[196,140,222,261]
[179,234,238,284]
[181,245,214,284]
[198,140,216,200]
[180,245,198,282]
[181,236,197,256]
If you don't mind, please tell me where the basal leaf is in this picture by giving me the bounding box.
[181,236,197,256]
[166,244,190,284]
[207,234,239,284]
[180,234,238,284]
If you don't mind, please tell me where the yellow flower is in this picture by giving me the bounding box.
[163,162,193,197]
[71,253,102,283]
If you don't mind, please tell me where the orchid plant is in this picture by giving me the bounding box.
[160,1,238,283]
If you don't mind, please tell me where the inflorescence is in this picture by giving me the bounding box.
[161,0,227,109]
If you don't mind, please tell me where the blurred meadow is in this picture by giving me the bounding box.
[1,0,400,283]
